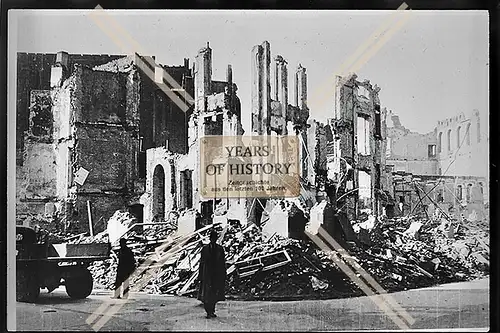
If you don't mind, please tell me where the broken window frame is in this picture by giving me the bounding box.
[234,250,291,278]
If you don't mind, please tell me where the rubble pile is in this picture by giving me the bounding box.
[129,220,359,299]
[83,224,177,290]
[349,215,489,292]
[49,210,488,299]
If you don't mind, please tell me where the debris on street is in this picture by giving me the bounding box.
[57,209,488,300]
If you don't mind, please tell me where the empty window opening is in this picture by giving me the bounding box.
[456,185,463,202]
[386,137,392,158]
[204,114,223,135]
[358,171,372,213]
[137,152,146,178]
[466,123,471,146]
[466,183,472,202]
[357,86,370,99]
[428,144,436,158]
[438,132,443,153]
[374,164,381,190]
[477,120,481,143]
[478,182,484,196]
[457,126,462,148]
[357,116,370,155]
[179,170,193,209]
[152,164,166,222]
[436,189,444,203]
[374,105,381,138]
[447,129,452,151]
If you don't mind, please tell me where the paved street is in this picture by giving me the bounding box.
[15,277,489,331]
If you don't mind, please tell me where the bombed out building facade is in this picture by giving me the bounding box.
[16,41,487,237]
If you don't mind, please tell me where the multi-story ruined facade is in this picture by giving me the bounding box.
[146,42,244,234]
[16,44,241,233]
[324,74,390,221]
[247,41,311,234]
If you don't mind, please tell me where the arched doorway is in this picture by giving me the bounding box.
[152,164,165,221]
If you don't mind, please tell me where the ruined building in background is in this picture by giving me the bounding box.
[386,109,488,178]
[385,110,488,221]
[385,111,439,175]
[16,44,242,233]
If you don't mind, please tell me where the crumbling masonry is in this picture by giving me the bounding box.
[18,41,482,238]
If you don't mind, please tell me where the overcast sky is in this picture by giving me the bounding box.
[11,10,489,134]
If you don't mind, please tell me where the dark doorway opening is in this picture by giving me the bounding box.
[198,201,214,229]
[153,164,165,222]
[128,204,144,234]
[179,170,193,209]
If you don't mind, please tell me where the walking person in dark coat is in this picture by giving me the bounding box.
[197,230,227,318]
[112,238,136,299]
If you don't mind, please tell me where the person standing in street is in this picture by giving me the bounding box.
[197,230,227,318]
[112,238,136,299]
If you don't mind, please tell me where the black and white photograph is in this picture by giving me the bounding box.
[6,7,490,331]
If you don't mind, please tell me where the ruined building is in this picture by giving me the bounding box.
[323,74,390,221]
[21,41,467,237]
[146,42,245,234]
[16,44,241,233]
[385,110,488,221]
[247,41,311,234]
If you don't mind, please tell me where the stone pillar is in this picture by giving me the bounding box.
[262,41,271,131]
[296,64,307,110]
[226,64,233,111]
[276,56,288,123]
[293,70,299,107]
[274,60,279,100]
[194,42,212,112]
[251,41,271,135]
